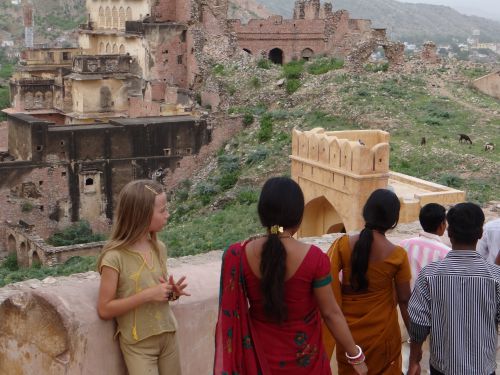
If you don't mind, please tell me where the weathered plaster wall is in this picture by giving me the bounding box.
[72,79,128,114]
[0,258,220,375]
[472,71,500,101]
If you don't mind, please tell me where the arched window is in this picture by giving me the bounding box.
[119,7,125,29]
[99,7,104,28]
[106,42,111,53]
[126,7,132,21]
[119,44,125,54]
[99,42,104,53]
[112,7,118,29]
[301,48,314,61]
[105,7,111,28]
[112,43,117,54]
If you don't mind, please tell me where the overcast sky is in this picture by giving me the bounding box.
[398,0,500,21]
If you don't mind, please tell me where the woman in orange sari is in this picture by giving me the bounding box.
[215,177,368,375]
[323,189,412,375]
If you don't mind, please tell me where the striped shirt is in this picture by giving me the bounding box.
[400,232,450,288]
[408,250,500,375]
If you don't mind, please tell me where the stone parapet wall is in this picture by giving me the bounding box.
[0,255,222,375]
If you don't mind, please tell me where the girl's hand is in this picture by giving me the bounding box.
[158,276,190,299]
[352,362,368,375]
[168,275,190,297]
[146,280,174,302]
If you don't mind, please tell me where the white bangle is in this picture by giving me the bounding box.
[345,345,363,360]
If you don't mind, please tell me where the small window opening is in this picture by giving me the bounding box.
[177,55,183,64]
[61,171,67,177]
[176,162,181,168]
[163,148,171,156]
[39,205,44,211]
[85,178,94,186]
[39,181,43,186]
[180,30,187,42]
[186,148,192,155]
[36,145,43,151]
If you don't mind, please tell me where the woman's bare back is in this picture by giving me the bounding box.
[245,237,311,281]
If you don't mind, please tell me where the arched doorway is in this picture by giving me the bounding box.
[32,251,41,267]
[300,196,344,237]
[269,48,284,65]
[7,235,16,254]
[301,48,314,61]
[18,242,28,267]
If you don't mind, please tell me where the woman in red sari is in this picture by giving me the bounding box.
[214,177,368,374]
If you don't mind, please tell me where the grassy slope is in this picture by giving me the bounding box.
[1,58,499,285]
[161,59,499,256]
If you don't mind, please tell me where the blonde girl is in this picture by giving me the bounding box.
[97,179,188,375]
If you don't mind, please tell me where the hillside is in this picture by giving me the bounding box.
[228,0,272,21]
[252,0,500,43]
[0,0,86,46]
[157,57,500,257]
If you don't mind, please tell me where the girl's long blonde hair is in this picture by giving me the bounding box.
[97,179,167,275]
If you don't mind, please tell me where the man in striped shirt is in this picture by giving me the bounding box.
[408,202,500,375]
[400,203,450,288]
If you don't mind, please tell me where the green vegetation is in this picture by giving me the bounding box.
[282,60,305,94]
[21,201,34,213]
[0,254,96,287]
[160,202,262,257]
[307,57,344,75]
[46,221,105,247]
[257,113,273,142]
[365,62,389,73]
[257,59,272,69]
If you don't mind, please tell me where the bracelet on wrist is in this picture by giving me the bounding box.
[347,352,366,365]
[345,345,363,360]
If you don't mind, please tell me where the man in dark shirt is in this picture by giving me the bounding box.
[407,202,500,375]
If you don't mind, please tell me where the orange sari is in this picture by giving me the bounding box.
[322,235,411,375]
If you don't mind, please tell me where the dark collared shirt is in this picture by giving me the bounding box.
[409,250,500,375]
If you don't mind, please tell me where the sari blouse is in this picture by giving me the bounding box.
[214,241,333,375]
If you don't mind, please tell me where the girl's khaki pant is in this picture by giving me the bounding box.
[119,331,181,375]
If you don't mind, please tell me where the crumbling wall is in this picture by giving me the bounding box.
[346,34,404,72]
[384,42,405,70]
[421,41,441,64]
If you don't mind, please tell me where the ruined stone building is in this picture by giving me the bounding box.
[230,0,404,69]
[1,0,235,259]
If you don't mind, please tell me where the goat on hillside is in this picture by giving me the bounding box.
[485,142,495,151]
[458,134,472,144]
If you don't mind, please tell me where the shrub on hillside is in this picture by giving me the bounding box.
[257,114,273,142]
[46,221,105,247]
[242,113,254,126]
[257,59,272,69]
[286,78,301,94]
[307,57,344,75]
[283,60,304,79]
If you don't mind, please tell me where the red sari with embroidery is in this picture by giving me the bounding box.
[214,241,333,374]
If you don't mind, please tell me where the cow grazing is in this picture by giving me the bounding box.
[459,134,472,144]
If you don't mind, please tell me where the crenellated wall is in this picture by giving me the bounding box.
[291,128,391,235]
[291,128,465,237]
